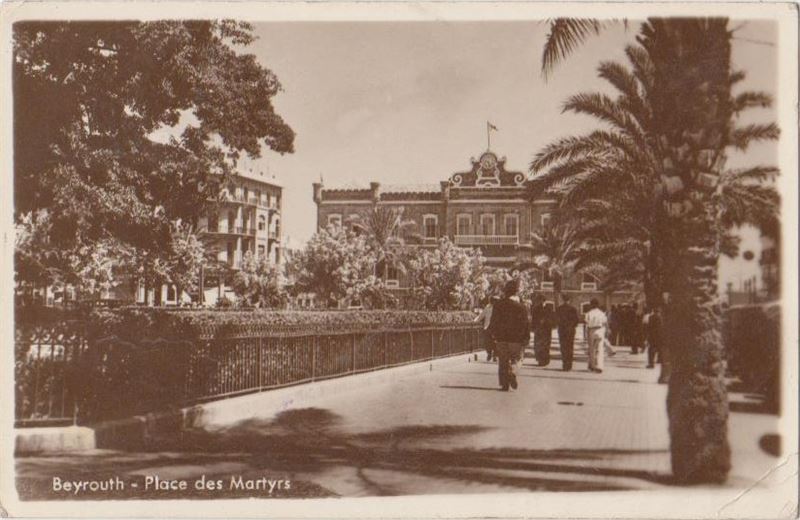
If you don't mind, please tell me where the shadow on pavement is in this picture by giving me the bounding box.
[18,407,675,499]
[439,385,503,392]
[517,372,645,385]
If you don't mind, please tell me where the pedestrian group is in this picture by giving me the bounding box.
[475,282,663,391]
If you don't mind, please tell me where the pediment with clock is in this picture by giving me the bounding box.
[448,152,527,188]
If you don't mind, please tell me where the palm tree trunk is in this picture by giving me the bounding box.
[642,17,732,483]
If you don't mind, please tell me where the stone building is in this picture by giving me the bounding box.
[194,167,283,305]
[313,150,637,313]
[129,167,284,306]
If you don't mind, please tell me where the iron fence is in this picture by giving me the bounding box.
[14,320,87,426]
[15,318,481,425]
[184,325,480,403]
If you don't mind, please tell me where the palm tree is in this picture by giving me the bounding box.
[535,19,780,483]
[522,216,583,306]
[641,18,735,484]
[532,39,778,303]
[346,205,418,285]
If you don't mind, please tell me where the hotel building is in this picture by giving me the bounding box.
[194,167,283,305]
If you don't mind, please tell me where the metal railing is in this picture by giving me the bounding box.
[15,317,481,425]
[454,235,519,246]
[15,320,87,426]
[185,325,480,403]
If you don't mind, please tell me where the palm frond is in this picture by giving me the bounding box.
[722,165,779,183]
[573,238,646,271]
[560,162,641,207]
[541,18,603,79]
[597,60,651,126]
[719,182,780,232]
[562,93,647,147]
[528,157,599,192]
[731,91,773,113]
[530,135,601,174]
[625,45,655,93]
[598,61,640,102]
[729,69,746,86]
[532,129,648,176]
[731,123,780,150]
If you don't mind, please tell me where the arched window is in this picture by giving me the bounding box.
[258,215,266,231]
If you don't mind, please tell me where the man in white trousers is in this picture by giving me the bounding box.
[584,298,608,373]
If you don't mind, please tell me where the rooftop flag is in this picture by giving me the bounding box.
[487,121,499,150]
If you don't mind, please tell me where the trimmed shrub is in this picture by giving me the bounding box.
[723,303,780,411]
[88,307,478,341]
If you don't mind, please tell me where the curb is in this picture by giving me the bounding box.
[15,352,477,454]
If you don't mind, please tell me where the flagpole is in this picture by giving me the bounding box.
[486,121,490,151]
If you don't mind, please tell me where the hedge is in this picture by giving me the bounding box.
[16,305,479,342]
[722,302,780,411]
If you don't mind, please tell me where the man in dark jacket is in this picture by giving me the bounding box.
[488,279,530,391]
[646,306,663,368]
[556,295,580,371]
[531,297,555,366]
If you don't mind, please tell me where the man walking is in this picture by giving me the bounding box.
[584,298,608,373]
[532,298,555,366]
[646,306,663,369]
[488,280,530,391]
[556,295,580,371]
[609,305,620,346]
[474,296,498,361]
[630,302,644,354]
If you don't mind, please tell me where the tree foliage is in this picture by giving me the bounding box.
[13,20,294,294]
[233,251,288,308]
[405,238,488,311]
[287,226,391,309]
[164,221,207,298]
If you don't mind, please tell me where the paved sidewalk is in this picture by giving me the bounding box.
[16,337,781,499]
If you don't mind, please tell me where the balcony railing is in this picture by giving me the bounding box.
[201,226,256,236]
[219,194,278,210]
[454,235,519,246]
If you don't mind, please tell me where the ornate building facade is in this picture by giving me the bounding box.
[313,150,637,312]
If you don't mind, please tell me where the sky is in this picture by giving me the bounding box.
[241,20,778,287]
